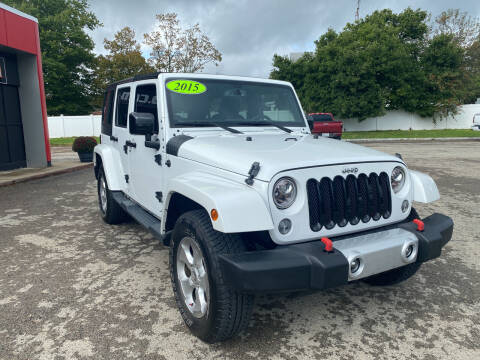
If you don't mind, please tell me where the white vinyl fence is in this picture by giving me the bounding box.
[48,114,101,138]
[341,104,480,132]
[47,104,480,138]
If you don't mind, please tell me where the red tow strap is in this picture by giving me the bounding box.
[413,219,424,232]
[321,237,333,252]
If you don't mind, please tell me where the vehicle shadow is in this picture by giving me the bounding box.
[212,248,479,358]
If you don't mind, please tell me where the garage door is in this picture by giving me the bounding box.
[0,84,26,171]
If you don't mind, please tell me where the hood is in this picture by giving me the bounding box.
[177,133,401,181]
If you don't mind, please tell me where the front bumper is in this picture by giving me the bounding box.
[219,213,453,292]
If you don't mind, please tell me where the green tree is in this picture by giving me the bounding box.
[92,27,154,108]
[434,9,480,104]
[271,8,467,120]
[419,34,466,118]
[3,0,101,115]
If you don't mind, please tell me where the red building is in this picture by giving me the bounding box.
[0,2,50,170]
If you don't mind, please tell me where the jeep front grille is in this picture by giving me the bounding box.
[306,172,392,231]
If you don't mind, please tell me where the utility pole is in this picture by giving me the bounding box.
[355,0,360,21]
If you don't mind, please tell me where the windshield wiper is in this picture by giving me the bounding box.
[241,121,293,134]
[176,122,243,134]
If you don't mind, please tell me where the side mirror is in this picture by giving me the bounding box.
[129,112,155,136]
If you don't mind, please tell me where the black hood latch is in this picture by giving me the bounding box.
[245,162,260,186]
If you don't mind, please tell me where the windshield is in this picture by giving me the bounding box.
[165,78,306,128]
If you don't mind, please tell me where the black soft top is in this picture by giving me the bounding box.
[105,72,162,91]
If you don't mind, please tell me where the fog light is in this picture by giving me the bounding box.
[401,200,409,213]
[278,218,292,234]
[350,258,361,274]
[405,244,414,258]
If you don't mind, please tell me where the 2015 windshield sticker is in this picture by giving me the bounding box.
[166,80,206,94]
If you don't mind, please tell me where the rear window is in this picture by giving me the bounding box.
[115,87,130,127]
[101,89,114,135]
[310,114,333,121]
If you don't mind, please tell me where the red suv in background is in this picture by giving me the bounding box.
[307,112,343,139]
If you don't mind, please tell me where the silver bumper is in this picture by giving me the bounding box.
[334,228,419,281]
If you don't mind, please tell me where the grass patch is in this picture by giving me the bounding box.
[342,129,480,139]
[50,137,100,147]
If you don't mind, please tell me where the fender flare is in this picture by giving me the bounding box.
[164,172,274,233]
[94,144,126,191]
[409,170,440,203]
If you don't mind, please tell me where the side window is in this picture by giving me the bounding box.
[134,84,159,133]
[101,89,114,135]
[115,87,130,127]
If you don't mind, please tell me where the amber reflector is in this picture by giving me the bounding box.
[210,209,219,221]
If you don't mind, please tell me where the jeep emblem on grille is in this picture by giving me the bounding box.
[342,167,358,174]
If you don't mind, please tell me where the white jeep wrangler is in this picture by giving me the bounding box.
[94,73,453,343]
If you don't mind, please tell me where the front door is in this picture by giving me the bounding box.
[128,82,164,218]
[0,71,26,171]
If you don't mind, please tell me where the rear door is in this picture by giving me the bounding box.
[127,82,163,218]
[112,85,134,196]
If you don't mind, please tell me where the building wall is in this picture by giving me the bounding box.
[17,52,47,167]
[0,5,38,54]
[0,3,50,168]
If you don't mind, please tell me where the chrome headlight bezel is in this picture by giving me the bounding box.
[391,166,406,193]
[272,177,297,209]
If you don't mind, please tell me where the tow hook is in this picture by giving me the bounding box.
[413,219,424,232]
[321,237,334,252]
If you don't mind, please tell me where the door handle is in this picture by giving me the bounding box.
[123,140,136,154]
[110,135,118,142]
[145,140,160,150]
[125,140,137,148]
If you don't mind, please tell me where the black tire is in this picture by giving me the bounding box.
[97,167,127,224]
[170,209,254,343]
[363,208,422,286]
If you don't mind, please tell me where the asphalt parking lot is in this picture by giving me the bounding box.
[0,141,479,360]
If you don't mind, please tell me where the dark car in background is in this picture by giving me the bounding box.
[307,112,343,139]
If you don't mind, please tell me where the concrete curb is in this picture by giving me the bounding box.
[0,162,93,188]
[345,137,480,143]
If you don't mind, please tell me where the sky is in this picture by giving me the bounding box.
[88,0,480,78]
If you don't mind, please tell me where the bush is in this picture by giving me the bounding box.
[72,136,97,153]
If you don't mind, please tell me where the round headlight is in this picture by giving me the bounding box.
[391,166,406,193]
[273,177,297,209]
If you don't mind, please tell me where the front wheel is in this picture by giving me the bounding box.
[170,209,254,343]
